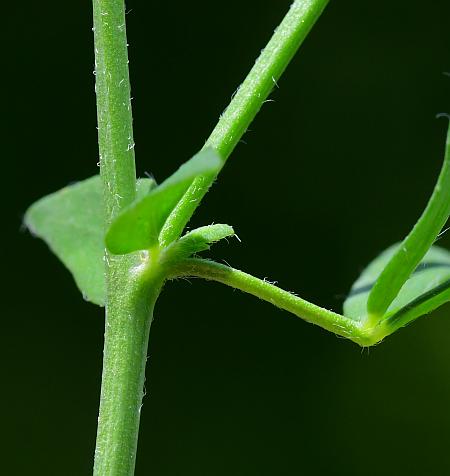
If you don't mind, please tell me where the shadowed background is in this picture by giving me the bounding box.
[5,1,450,474]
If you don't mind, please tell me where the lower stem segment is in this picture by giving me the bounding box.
[93,255,163,476]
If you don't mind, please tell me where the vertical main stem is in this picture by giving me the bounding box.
[93,0,136,221]
[92,1,154,475]
[93,272,162,476]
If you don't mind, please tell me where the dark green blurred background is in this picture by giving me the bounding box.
[5,1,450,474]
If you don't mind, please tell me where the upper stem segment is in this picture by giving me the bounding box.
[159,0,330,246]
[205,0,330,159]
[93,0,137,223]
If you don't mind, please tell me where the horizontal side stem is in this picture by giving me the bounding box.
[168,258,383,347]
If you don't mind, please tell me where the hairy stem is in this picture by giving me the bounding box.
[169,258,387,347]
[205,0,330,159]
[92,0,332,474]
[93,1,154,475]
[159,0,330,246]
[93,268,163,476]
[93,0,136,220]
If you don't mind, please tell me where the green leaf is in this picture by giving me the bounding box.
[105,147,222,255]
[367,124,450,318]
[344,244,450,327]
[25,175,155,306]
[162,224,235,263]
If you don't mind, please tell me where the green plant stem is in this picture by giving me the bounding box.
[93,0,332,473]
[205,0,330,159]
[169,258,387,346]
[93,264,163,476]
[367,122,450,321]
[159,0,330,246]
[93,0,136,220]
[92,1,155,475]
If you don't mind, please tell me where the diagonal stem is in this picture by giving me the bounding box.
[367,122,450,321]
[159,0,331,247]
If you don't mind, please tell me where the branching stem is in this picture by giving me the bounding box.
[92,0,332,475]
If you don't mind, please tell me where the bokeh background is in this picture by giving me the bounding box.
[5,0,450,474]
